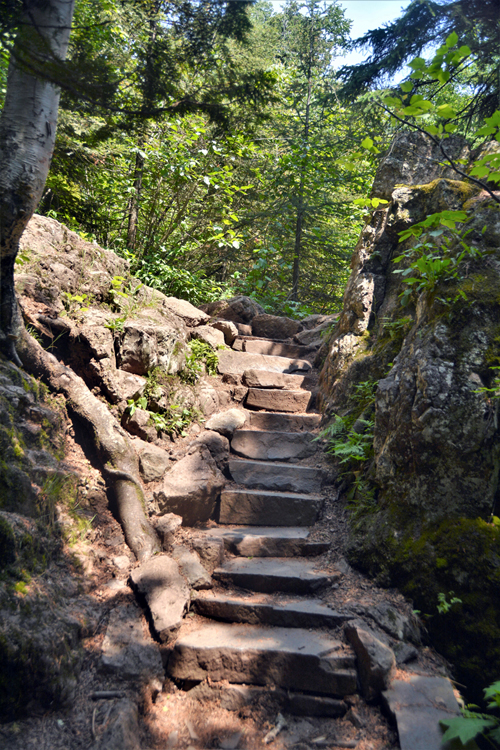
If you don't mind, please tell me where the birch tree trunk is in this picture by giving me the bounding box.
[0,0,75,363]
[0,1,161,562]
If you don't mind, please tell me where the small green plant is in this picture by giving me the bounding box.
[126,367,201,437]
[182,339,220,383]
[126,395,148,416]
[148,405,199,437]
[440,679,500,748]
[14,580,29,595]
[26,325,42,344]
[108,275,144,312]
[318,414,374,465]
[104,315,127,332]
[14,250,31,267]
[436,591,462,614]
[382,315,413,339]
[474,367,500,401]
[394,211,488,307]
[61,291,89,315]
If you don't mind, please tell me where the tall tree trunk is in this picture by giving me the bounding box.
[127,145,145,252]
[291,16,314,302]
[0,0,75,363]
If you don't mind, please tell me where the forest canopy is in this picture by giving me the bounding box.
[1,0,499,360]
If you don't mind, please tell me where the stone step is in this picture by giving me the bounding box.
[233,337,312,359]
[168,622,357,696]
[242,369,309,390]
[246,387,311,413]
[220,488,322,526]
[231,429,316,461]
[228,458,324,493]
[213,558,338,594]
[217,349,311,376]
[247,410,321,432]
[200,526,328,557]
[187,682,349,718]
[192,591,349,628]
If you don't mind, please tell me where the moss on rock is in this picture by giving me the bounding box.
[348,511,500,700]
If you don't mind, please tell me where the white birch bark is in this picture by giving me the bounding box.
[0,0,75,361]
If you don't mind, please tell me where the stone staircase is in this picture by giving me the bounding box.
[167,333,359,715]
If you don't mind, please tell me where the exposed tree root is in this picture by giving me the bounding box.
[17,329,160,562]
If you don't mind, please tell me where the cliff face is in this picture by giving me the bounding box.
[319,131,500,696]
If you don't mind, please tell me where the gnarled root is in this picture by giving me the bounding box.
[17,329,160,562]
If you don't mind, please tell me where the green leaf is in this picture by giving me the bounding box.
[437,104,457,118]
[361,137,374,149]
[445,31,458,48]
[409,57,426,70]
[400,81,413,93]
[383,96,402,107]
[470,165,490,178]
[440,716,495,744]
[403,106,425,116]
[484,681,500,701]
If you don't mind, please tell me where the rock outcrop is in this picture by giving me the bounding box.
[319,131,500,696]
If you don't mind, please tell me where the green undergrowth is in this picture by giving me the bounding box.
[127,364,204,437]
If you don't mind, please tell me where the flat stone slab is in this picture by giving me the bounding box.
[246,388,311,413]
[382,675,462,750]
[231,429,316,461]
[228,458,324,493]
[237,338,311,359]
[192,592,349,628]
[220,488,322,526]
[129,555,189,642]
[168,622,357,696]
[217,350,311,376]
[202,526,328,557]
[242,369,308,390]
[213,557,338,594]
[248,411,321,432]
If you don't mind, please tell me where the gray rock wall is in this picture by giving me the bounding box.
[318,131,500,696]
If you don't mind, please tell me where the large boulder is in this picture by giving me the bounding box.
[154,446,225,525]
[190,325,225,349]
[161,297,209,327]
[116,320,186,376]
[370,131,470,201]
[193,430,230,472]
[135,440,171,482]
[252,314,302,340]
[202,296,265,324]
[17,214,129,311]
[211,319,238,345]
